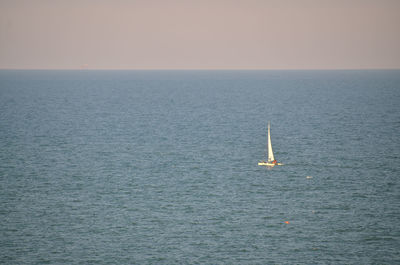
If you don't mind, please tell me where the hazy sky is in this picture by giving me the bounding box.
[1,0,399,69]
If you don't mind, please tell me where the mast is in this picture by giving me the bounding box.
[267,122,275,162]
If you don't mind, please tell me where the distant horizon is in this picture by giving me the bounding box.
[1,68,399,71]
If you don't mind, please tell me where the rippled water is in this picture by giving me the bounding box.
[1,70,399,264]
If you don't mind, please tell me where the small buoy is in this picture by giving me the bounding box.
[306,176,312,179]
[284,221,290,224]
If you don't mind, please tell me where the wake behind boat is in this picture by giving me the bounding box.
[258,122,283,167]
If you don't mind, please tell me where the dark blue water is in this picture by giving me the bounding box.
[1,70,399,264]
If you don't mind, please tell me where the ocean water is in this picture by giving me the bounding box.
[0,70,399,264]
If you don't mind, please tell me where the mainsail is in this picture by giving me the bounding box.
[267,122,275,162]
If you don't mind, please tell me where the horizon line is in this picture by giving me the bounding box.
[1,68,399,71]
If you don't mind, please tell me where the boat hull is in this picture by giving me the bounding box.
[258,162,283,166]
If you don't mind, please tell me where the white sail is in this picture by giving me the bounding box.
[267,122,275,162]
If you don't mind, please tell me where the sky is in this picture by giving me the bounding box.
[0,0,399,70]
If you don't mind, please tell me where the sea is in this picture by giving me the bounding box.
[0,70,399,264]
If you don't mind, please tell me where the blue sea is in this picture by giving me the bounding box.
[1,70,399,264]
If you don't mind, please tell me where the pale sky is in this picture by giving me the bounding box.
[0,0,399,69]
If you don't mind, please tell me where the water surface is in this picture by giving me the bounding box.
[1,70,399,264]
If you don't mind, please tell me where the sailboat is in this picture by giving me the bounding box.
[258,122,283,167]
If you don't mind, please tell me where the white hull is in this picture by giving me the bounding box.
[258,161,283,166]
